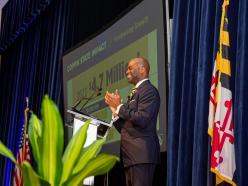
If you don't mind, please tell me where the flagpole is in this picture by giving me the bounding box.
[22,97,29,162]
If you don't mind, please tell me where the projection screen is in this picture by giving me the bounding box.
[62,0,167,155]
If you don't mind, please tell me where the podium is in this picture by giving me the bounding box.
[66,109,112,186]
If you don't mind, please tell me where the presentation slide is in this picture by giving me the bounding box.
[63,0,167,154]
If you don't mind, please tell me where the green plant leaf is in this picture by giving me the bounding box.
[28,113,41,165]
[64,153,119,186]
[0,141,16,164]
[40,95,64,186]
[21,161,50,186]
[72,138,105,174]
[59,120,90,185]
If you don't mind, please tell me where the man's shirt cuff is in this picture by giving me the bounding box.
[116,104,123,114]
[111,104,123,122]
[112,115,119,122]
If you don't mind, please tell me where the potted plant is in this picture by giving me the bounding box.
[0,95,119,185]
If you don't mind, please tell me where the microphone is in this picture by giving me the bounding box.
[78,88,102,112]
[71,97,89,110]
[72,98,84,109]
[71,88,102,111]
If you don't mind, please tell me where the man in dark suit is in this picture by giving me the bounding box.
[105,57,160,186]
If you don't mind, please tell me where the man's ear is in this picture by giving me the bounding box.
[140,66,146,75]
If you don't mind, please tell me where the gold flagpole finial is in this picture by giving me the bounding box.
[25,97,29,110]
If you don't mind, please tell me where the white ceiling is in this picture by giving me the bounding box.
[0,0,8,8]
[0,0,9,31]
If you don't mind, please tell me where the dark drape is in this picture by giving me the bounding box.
[234,0,248,185]
[168,0,248,185]
[0,0,147,185]
[0,0,53,53]
[0,0,72,185]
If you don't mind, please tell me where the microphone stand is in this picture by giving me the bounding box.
[79,92,101,112]
[71,88,102,112]
[71,97,88,110]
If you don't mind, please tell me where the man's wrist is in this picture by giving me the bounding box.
[115,104,123,115]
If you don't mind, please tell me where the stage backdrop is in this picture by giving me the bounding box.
[62,0,168,156]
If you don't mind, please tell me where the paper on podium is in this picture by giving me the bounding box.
[72,118,97,186]
[67,109,112,139]
[73,118,97,147]
[66,109,112,186]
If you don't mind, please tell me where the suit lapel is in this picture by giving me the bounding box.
[127,80,150,103]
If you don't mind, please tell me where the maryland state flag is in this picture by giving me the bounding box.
[208,0,236,185]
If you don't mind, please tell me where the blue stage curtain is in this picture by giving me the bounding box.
[0,0,53,53]
[234,0,248,185]
[0,0,72,185]
[168,0,248,185]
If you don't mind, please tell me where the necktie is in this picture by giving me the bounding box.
[128,87,137,100]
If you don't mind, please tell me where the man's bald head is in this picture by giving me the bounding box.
[137,57,150,76]
[126,57,150,85]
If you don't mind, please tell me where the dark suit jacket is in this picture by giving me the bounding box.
[113,80,160,167]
